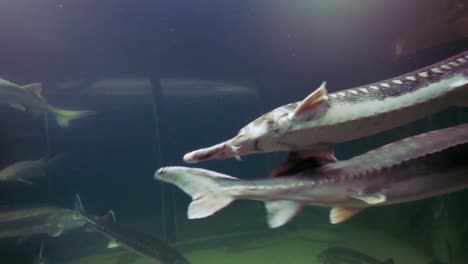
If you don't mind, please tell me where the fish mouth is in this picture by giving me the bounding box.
[183,138,245,163]
[154,167,167,178]
[154,166,193,181]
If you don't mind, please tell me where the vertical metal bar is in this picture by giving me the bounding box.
[43,84,52,197]
[149,77,168,241]
[150,77,178,242]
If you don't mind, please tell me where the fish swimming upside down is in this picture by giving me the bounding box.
[158,124,468,228]
[184,51,468,163]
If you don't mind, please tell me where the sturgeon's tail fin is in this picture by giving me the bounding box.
[53,108,96,128]
[154,166,236,219]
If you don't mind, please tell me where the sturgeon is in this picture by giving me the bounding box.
[0,79,95,127]
[157,124,468,228]
[75,196,190,264]
[0,197,86,239]
[0,154,68,184]
[184,51,468,163]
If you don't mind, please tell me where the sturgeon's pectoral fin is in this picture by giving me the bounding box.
[269,150,336,177]
[330,207,363,224]
[291,81,328,117]
[9,104,26,111]
[188,195,233,219]
[299,147,337,162]
[265,200,302,228]
[107,240,121,249]
[349,193,386,204]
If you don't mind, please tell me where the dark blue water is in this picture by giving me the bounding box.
[0,1,467,263]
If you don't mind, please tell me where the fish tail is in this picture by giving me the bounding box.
[52,108,95,128]
[154,167,236,219]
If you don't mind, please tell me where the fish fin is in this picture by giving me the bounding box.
[155,168,236,219]
[99,210,116,224]
[291,81,328,118]
[270,150,336,177]
[47,226,62,237]
[330,207,363,224]
[9,104,26,111]
[23,83,46,102]
[17,179,33,185]
[299,150,336,163]
[107,240,121,249]
[53,108,96,128]
[74,194,86,219]
[349,193,386,204]
[265,200,302,228]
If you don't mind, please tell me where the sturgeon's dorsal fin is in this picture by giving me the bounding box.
[291,81,328,118]
[23,83,46,102]
[330,207,362,224]
[99,210,116,224]
[74,194,86,219]
[265,200,302,228]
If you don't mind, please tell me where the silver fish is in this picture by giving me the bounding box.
[157,124,468,228]
[0,79,95,127]
[0,154,68,184]
[0,198,86,240]
[75,196,190,264]
[184,51,468,163]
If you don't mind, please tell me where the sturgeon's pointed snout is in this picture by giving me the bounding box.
[183,139,240,163]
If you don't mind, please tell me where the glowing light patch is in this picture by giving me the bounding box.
[449,62,459,67]
[380,83,390,88]
[441,65,451,70]
[329,94,337,98]
[431,68,442,73]
[405,76,416,81]
[456,58,465,63]
[348,90,358,95]
[369,86,379,90]
[338,92,346,97]
[392,80,403,84]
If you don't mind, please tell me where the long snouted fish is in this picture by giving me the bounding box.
[318,246,394,264]
[157,124,468,228]
[184,51,468,163]
[0,197,86,240]
[0,79,95,127]
[74,196,190,264]
[0,154,68,184]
